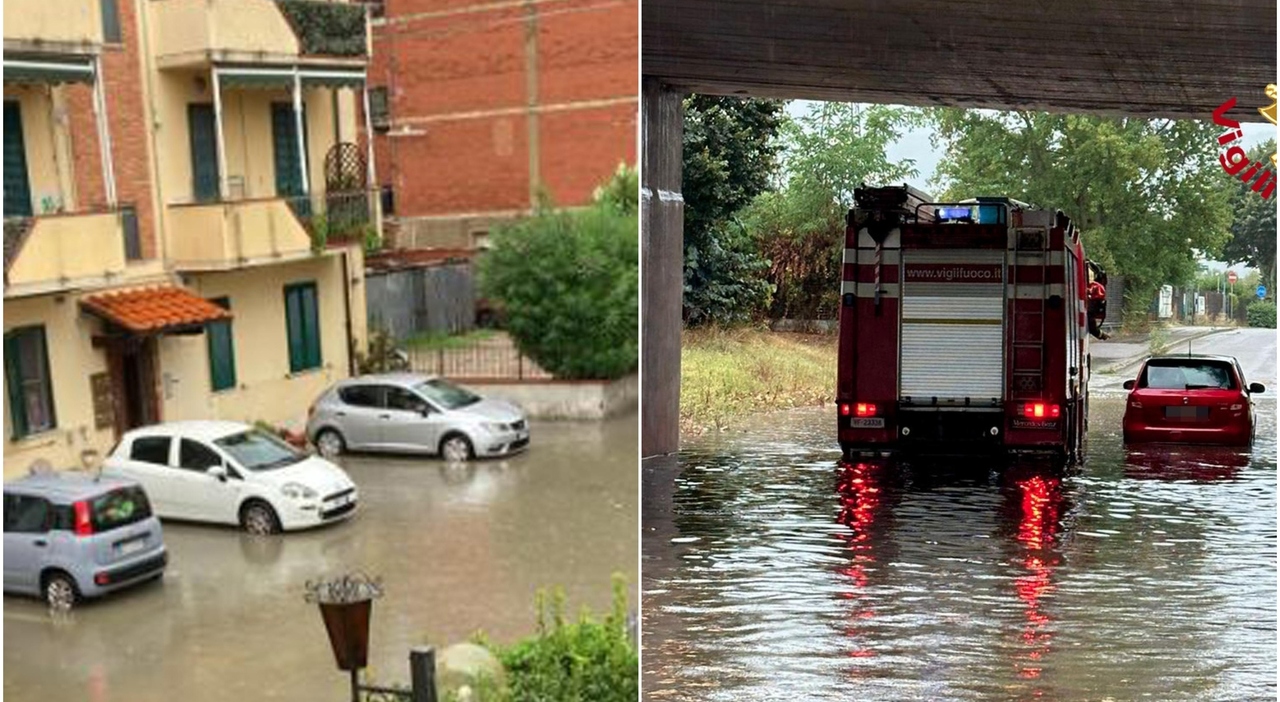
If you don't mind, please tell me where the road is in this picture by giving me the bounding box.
[642,328,1276,701]
[4,413,638,701]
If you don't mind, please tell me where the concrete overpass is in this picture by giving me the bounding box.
[641,0,1276,457]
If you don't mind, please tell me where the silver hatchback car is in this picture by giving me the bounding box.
[306,374,530,461]
[4,471,167,609]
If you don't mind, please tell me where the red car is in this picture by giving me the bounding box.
[1122,354,1265,446]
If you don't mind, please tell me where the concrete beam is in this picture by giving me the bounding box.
[641,77,684,458]
[644,0,1276,121]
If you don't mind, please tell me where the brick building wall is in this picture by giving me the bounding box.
[370,0,637,244]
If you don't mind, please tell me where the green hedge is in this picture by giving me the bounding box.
[478,168,638,380]
[1247,300,1276,328]
[277,1,367,57]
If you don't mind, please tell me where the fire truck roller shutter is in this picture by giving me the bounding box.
[900,250,1006,404]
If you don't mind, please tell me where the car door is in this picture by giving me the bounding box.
[116,436,178,517]
[3,493,51,594]
[172,438,243,524]
[335,384,388,450]
[380,386,442,452]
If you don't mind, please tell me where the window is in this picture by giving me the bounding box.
[6,495,51,534]
[179,439,223,472]
[338,384,382,408]
[387,387,428,413]
[364,0,386,19]
[414,379,481,411]
[121,205,142,260]
[101,0,122,43]
[5,326,55,439]
[130,436,171,465]
[284,282,322,373]
[214,430,305,471]
[90,487,152,531]
[207,297,236,391]
[369,86,390,131]
[1141,360,1237,390]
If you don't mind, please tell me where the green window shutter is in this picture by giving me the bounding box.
[4,327,54,439]
[188,105,220,203]
[285,283,321,373]
[303,284,321,369]
[4,101,33,217]
[5,333,28,438]
[100,0,122,43]
[206,298,236,391]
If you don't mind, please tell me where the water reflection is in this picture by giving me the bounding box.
[1123,445,1250,482]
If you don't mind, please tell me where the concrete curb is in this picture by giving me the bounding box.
[1097,327,1232,376]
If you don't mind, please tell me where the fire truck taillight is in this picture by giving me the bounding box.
[855,403,877,417]
[1021,402,1060,420]
[839,403,852,417]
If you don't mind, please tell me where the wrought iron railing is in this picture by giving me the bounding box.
[404,334,552,381]
[283,189,379,250]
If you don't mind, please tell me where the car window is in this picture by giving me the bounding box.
[415,379,481,411]
[90,486,152,531]
[179,439,223,472]
[338,385,384,408]
[214,430,305,471]
[1142,360,1237,390]
[7,495,51,534]
[387,387,428,413]
[131,436,172,465]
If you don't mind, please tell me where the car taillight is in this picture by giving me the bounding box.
[1020,403,1060,419]
[74,501,93,536]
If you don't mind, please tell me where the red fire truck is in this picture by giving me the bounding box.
[836,185,1102,459]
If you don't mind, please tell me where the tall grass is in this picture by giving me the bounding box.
[680,327,837,434]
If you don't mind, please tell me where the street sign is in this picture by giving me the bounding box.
[1258,284,1267,299]
[1227,270,1239,284]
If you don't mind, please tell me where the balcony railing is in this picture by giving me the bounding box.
[283,189,380,250]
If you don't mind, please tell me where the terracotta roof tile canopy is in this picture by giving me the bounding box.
[80,285,232,334]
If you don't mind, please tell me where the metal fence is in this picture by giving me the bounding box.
[404,334,551,380]
[367,263,475,342]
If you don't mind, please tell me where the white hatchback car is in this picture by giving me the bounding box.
[103,421,358,535]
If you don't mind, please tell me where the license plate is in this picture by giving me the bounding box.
[1165,406,1209,420]
[850,418,886,428]
[117,537,145,556]
[331,493,353,507]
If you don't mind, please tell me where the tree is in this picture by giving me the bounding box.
[681,96,785,325]
[745,103,922,318]
[929,110,1234,317]
[478,169,638,380]
[1220,139,1277,293]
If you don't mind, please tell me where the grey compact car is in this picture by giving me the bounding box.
[306,373,530,461]
[3,471,167,609]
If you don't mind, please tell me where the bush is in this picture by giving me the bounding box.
[463,577,636,702]
[683,218,773,326]
[478,174,638,380]
[1247,300,1276,328]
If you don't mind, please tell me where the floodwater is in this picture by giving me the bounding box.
[643,343,1276,700]
[4,413,638,701]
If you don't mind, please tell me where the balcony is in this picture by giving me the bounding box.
[4,212,129,295]
[3,0,103,53]
[166,191,378,271]
[152,0,369,69]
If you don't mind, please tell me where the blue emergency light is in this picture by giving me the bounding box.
[936,207,973,221]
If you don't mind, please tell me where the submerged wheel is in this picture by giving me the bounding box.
[43,571,78,611]
[315,429,345,459]
[240,501,281,535]
[440,434,474,463]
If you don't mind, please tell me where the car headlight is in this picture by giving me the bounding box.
[481,422,509,433]
[282,482,317,500]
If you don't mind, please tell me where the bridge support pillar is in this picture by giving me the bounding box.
[641,77,684,458]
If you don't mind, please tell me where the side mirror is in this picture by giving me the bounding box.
[1123,380,1135,390]
[206,465,228,482]
[1249,382,1266,394]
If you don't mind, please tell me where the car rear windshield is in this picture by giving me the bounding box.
[91,486,152,531]
[214,430,305,471]
[1142,360,1237,390]
[415,379,481,411]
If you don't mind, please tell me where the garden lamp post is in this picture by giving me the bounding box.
[305,572,384,702]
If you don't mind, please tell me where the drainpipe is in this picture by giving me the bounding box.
[341,249,356,377]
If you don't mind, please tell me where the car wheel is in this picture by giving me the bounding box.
[43,571,78,611]
[315,429,345,459]
[240,501,281,536]
[441,434,474,463]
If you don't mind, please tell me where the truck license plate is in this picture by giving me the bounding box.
[850,418,886,428]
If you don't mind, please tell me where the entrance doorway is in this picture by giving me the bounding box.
[107,337,159,437]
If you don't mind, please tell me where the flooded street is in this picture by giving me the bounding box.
[5,414,638,701]
[644,331,1276,701]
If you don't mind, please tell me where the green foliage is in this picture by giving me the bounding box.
[276,0,367,57]
[362,225,382,255]
[486,576,637,702]
[354,326,406,374]
[307,212,329,254]
[682,96,784,325]
[1221,139,1277,292]
[593,163,638,215]
[478,184,637,380]
[929,110,1234,308]
[1247,300,1276,328]
[745,103,922,318]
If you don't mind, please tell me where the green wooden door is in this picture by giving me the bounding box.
[271,103,310,216]
[4,101,33,217]
[188,104,220,202]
